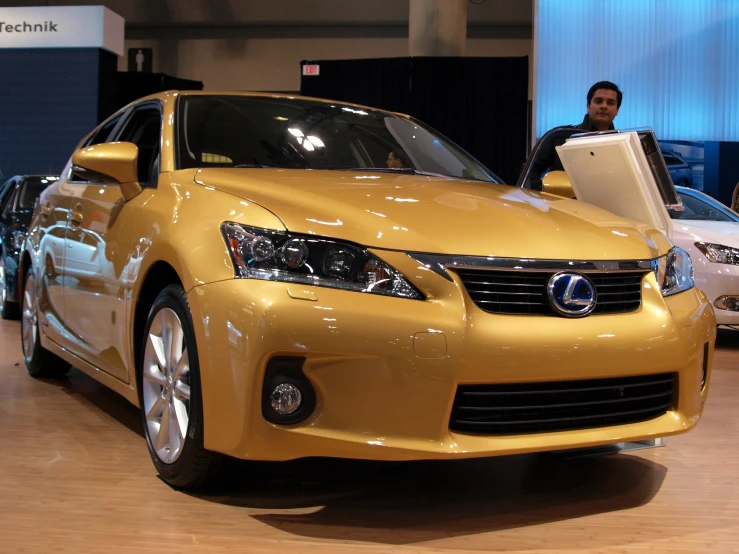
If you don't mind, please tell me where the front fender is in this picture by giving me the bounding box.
[129,173,287,299]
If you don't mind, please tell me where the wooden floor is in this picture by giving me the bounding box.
[1,318,738,554]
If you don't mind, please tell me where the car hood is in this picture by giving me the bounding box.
[672,220,739,248]
[194,168,668,259]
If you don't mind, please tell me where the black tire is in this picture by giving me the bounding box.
[138,284,222,489]
[0,254,20,320]
[21,270,71,378]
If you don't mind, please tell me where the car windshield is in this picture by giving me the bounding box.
[176,95,499,183]
[674,191,739,222]
[18,176,56,210]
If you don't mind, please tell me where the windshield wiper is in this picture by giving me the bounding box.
[337,167,493,181]
[339,167,415,173]
[338,167,450,177]
[223,165,491,182]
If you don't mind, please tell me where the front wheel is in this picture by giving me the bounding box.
[139,284,222,489]
[21,270,70,378]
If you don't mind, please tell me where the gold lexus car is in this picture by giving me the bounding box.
[20,91,715,488]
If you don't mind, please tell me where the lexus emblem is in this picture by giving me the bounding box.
[547,272,597,317]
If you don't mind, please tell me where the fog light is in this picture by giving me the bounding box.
[270,383,302,415]
[262,357,315,424]
[714,295,739,311]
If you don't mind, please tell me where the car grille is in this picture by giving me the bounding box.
[449,373,676,434]
[456,269,644,315]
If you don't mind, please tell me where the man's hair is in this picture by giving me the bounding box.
[389,148,411,167]
[587,81,623,108]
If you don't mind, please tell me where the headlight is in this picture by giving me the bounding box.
[694,242,739,265]
[221,222,423,299]
[654,246,694,297]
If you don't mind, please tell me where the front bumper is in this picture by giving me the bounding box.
[693,257,739,325]
[189,262,715,462]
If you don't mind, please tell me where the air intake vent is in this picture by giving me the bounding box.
[450,373,676,434]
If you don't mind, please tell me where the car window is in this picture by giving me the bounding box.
[0,179,15,212]
[176,95,499,183]
[0,183,18,218]
[17,177,54,211]
[71,114,126,182]
[80,230,99,248]
[85,113,125,147]
[115,104,162,186]
[663,155,678,165]
[674,192,739,222]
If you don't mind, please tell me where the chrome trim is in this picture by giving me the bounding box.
[408,253,660,282]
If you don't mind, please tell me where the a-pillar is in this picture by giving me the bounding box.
[409,0,468,56]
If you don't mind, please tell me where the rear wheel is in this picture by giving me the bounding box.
[21,270,70,378]
[139,284,222,489]
[0,255,20,320]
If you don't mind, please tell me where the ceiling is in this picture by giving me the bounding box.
[0,0,533,38]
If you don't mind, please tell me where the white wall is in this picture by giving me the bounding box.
[119,37,533,94]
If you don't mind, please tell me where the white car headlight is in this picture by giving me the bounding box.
[655,246,695,297]
[694,242,739,265]
[221,222,422,299]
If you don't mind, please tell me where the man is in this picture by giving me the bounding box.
[528,81,623,190]
[386,150,405,169]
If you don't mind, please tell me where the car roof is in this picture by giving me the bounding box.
[128,90,411,119]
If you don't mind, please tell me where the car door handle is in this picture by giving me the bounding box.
[68,203,84,227]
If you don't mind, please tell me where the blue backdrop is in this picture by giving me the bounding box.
[535,0,739,142]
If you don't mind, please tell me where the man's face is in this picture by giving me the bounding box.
[386,152,404,168]
[587,88,619,128]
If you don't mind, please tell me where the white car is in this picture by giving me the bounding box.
[672,186,739,327]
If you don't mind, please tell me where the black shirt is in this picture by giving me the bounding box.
[527,115,615,190]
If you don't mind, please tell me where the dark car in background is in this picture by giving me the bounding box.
[0,175,58,318]
[661,148,693,188]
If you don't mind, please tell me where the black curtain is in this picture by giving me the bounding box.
[300,56,528,185]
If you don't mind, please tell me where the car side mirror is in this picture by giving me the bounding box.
[542,170,576,199]
[71,142,143,202]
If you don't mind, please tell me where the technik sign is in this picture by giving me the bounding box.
[0,21,60,33]
[0,6,124,56]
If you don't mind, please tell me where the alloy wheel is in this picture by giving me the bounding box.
[142,307,192,464]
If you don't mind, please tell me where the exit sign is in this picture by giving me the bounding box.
[302,64,320,76]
